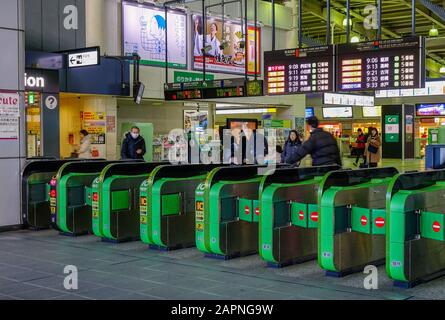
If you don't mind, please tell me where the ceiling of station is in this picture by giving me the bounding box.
[300,0,445,75]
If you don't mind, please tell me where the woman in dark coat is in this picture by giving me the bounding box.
[281,130,302,165]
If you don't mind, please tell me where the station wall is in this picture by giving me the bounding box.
[0,0,25,228]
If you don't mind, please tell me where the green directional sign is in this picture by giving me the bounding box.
[385,115,400,143]
[174,71,214,83]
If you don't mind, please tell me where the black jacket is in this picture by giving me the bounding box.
[294,128,341,166]
[121,133,146,160]
[281,140,301,165]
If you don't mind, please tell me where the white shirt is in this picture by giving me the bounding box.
[205,34,222,57]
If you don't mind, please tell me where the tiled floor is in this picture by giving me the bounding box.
[0,227,444,301]
[0,157,436,300]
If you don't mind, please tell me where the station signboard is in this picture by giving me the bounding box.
[337,36,425,92]
[264,46,335,95]
[164,79,263,100]
[67,47,100,68]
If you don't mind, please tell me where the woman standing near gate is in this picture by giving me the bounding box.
[366,128,382,168]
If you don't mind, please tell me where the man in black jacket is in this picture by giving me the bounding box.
[121,126,146,160]
[293,116,341,166]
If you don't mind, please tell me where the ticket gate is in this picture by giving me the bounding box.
[22,159,81,229]
[318,167,399,276]
[52,160,137,236]
[195,165,285,259]
[140,164,221,250]
[93,162,164,242]
[259,165,340,267]
[387,169,445,287]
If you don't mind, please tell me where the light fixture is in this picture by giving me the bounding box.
[351,36,360,43]
[216,108,276,115]
[429,25,439,37]
[440,66,445,73]
[343,18,352,27]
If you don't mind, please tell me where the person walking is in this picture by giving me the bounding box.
[121,126,146,160]
[353,128,367,166]
[281,130,302,165]
[292,116,342,166]
[365,127,381,168]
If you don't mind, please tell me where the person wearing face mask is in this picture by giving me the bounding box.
[121,126,146,160]
[292,116,342,167]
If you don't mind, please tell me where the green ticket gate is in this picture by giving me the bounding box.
[52,160,137,236]
[318,167,399,277]
[94,162,164,242]
[196,165,285,259]
[22,159,81,229]
[387,170,445,288]
[259,165,341,267]
[140,164,222,250]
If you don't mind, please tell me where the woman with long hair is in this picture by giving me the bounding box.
[281,130,302,165]
[366,127,382,168]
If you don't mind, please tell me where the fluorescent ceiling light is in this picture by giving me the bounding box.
[216,108,276,115]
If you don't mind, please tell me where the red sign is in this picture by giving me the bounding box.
[375,217,385,228]
[433,221,441,233]
[255,207,260,216]
[50,190,56,198]
[310,212,318,222]
[361,216,368,226]
[244,205,250,215]
[299,210,305,221]
[93,193,98,202]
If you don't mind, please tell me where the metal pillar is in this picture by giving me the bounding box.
[346,0,350,43]
[272,0,275,50]
[298,0,302,48]
[326,0,331,45]
[165,5,168,84]
[412,0,416,35]
[377,0,382,40]
[254,0,258,79]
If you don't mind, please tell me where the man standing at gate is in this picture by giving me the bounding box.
[121,126,146,160]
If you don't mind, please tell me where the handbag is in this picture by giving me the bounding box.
[368,144,378,154]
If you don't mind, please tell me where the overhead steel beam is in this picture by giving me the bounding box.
[403,0,445,29]
[419,0,445,23]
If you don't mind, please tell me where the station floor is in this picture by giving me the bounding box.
[0,157,437,301]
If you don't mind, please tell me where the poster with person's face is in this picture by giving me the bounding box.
[192,15,261,75]
[122,1,187,69]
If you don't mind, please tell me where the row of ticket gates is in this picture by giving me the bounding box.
[22,159,445,288]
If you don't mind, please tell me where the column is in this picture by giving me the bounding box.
[0,0,25,227]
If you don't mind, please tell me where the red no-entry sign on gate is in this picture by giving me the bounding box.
[244,205,250,215]
[299,210,305,220]
[361,216,368,226]
[310,212,318,222]
[433,221,441,233]
[375,217,385,228]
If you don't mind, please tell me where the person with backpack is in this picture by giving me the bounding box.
[281,130,302,165]
[365,127,382,168]
[353,128,367,166]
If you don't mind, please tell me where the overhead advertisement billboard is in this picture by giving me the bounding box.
[192,15,261,75]
[122,1,187,69]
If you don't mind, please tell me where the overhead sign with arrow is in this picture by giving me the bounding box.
[67,47,100,68]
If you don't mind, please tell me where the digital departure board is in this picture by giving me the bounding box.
[264,46,334,95]
[337,36,425,92]
[164,79,263,100]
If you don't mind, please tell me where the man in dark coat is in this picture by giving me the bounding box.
[121,126,146,160]
[293,116,342,166]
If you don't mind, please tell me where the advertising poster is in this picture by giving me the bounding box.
[122,1,187,69]
[184,110,208,132]
[81,111,106,145]
[385,115,400,143]
[192,15,261,75]
[0,91,20,140]
[0,117,19,140]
